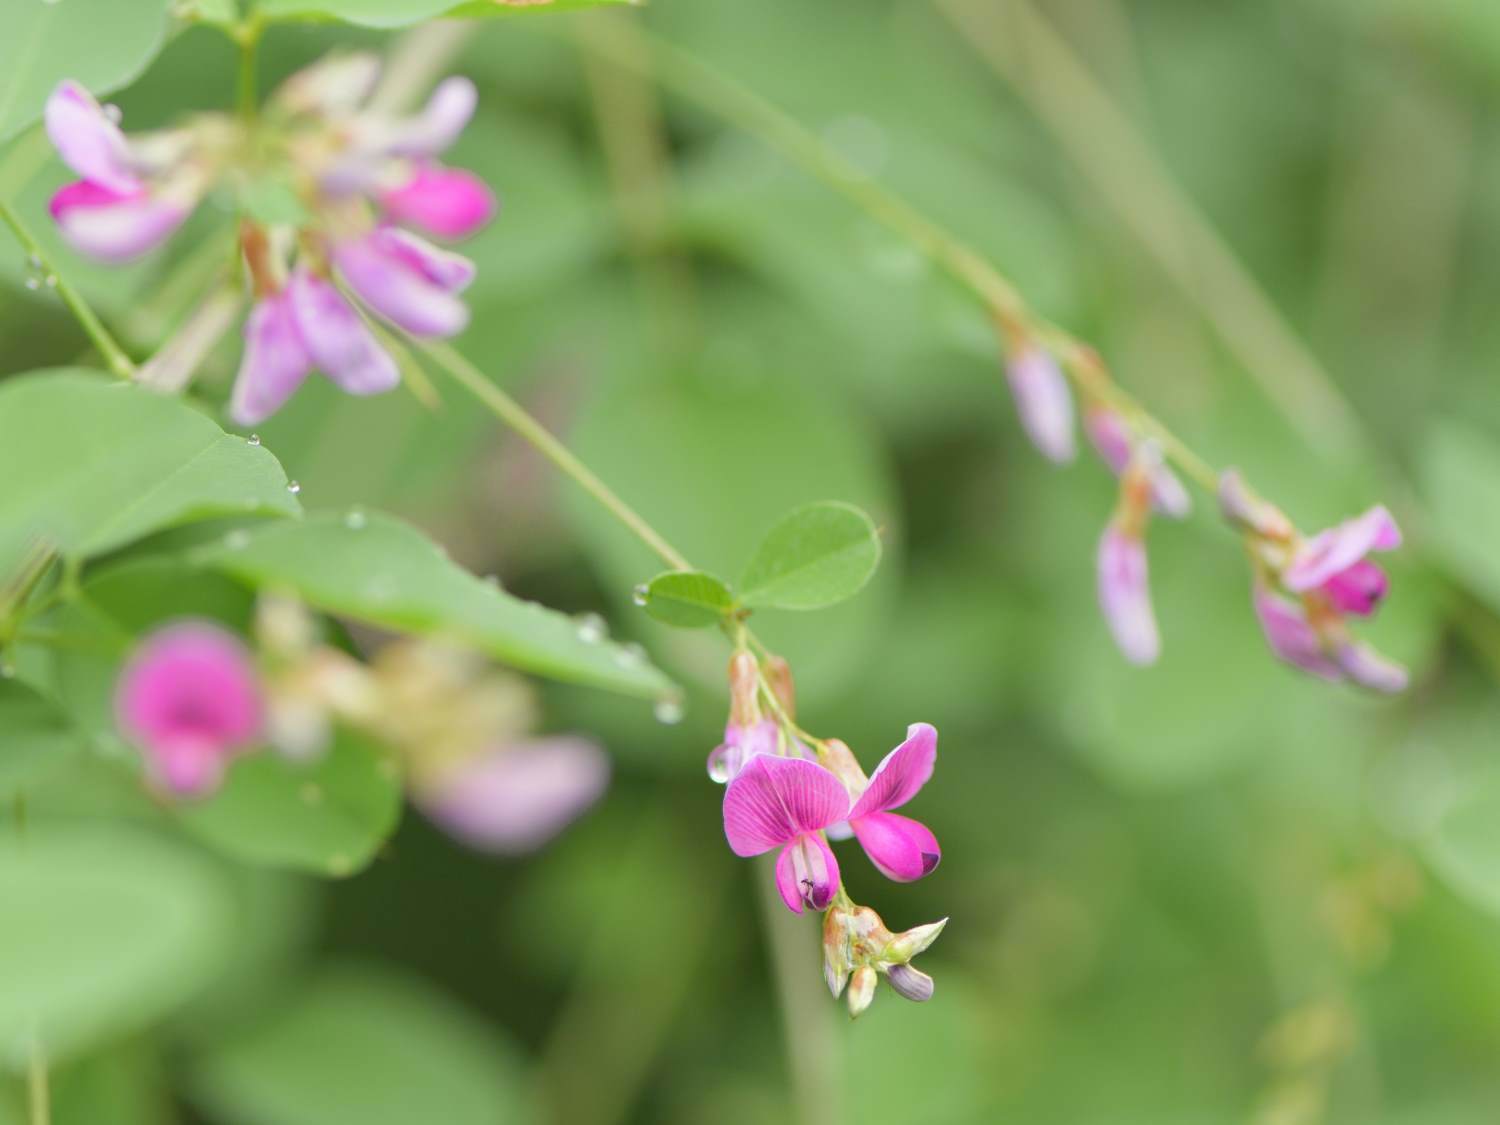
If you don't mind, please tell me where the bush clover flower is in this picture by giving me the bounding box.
[1097,444,1164,665]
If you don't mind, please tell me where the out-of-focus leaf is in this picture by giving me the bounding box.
[0,371,298,575]
[1427,767,1500,917]
[0,680,83,790]
[738,501,881,611]
[188,962,531,1125]
[256,0,636,28]
[176,732,402,878]
[1420,419,1500,610]
[0,0,173,143]
[0,823,232,1064]
[642,570,734,629]
[54,1040,173,1125]
[191,511,675,699]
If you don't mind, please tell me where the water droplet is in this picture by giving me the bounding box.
[299,782,324,805]
[247,433,261,446]
[43,273,57,289]
[23,277,40,292]
[631,583,649,607]
[653,696,685,725]
[25,254,42,271]
[286,480,301,495]
[102,103,122,124]
[42,0,64,7]
[574,613,607,644]
[615,642,647,669]
[223,529,251,550]
[344,508,366,530]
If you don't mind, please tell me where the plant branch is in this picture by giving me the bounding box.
[0,200,135,380]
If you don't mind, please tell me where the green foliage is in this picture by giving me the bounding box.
[0,0,173,143]
[0,680,82,790]
[1420,419,1500,610]
[188,963,531,1125]
[256,0,637,29]
[641,569,735,628]
[738,501,882,612]
[175,731,402,877]
[0,371,299,573]
[190,511,675,699]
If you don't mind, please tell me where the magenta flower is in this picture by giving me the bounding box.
[1005,345,1076,463]
[1085,406,1191,518]
[1253,586,1408,693]
[846,723,941,882]
[418,735,610,854]
[707,718,780,783]
[332,226,475,338]
[723,755,849,913]
[114,621,264,796]
[44,82,197,262]
[1282,506,1401,617]
[380,164,495,241]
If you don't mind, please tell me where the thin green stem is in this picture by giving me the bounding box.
[416,340,693,572]
[235,14,265,124]
[27,1040,48,1125]
[0,201,134,379]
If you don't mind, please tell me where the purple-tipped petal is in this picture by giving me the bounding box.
[386,77,478,158]
[1320,559,1390,617]
[850,811,941,882]
[847,722,937,820]
[285,268,400,396]
[773,833,840,913]
[707,718,779,783]
[1097,524,1160,665]
[334,228,472,337]
[229,291,314,427]
[1006,347,1076,463]
[115,621,264,797]
[1252,587,1341,680]
[886,963,935,1002]
[722,754,849,857]
[45,81,139,194]
[380,163,496,241]
[1335,642,1409,694]
[420,735,610,854]
[1284,506,1402,593]
[49,181,187,263]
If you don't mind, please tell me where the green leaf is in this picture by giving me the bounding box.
[1428,768,1500,918]
[191,511,674,700]
[0,823,233,1063]
[256,0,637,29]
[0,0,173,144]
[641,570,735,629]
[1419,419,1500,610]
[0,371,299,575]
[189,963,531,1125]
[176,731,402,878]
[0,680,83,790]
[738,501,882,611]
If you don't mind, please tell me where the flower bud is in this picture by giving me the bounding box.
[847,965,877,1018]
[765,655,796,719]
[727,650,760,728]
[885,916,948,963]
[885,962,935,1003]
[823,907,853,998]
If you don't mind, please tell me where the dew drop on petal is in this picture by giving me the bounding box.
[574,613,607,644]
[286,480,301,495]
[631,584,649,607]
[247,433,261,446]
[653,696,684,725]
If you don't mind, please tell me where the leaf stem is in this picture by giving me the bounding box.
[27,1040,49,1125]
[234,12,265,124]
[416,340,693,572]
[0,200,135,380]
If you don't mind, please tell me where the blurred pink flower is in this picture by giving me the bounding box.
[1253,586,1408,693]
[1097,522,1159,665]
[114,621,264,796]
[846,723,941,882]
[419,735,610,854]
[1283,506,1401,617]
[1005,346,1076,464]
[723,755,848,913]
[1085,406,1191,518]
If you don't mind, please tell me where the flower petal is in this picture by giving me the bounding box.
[722,754,849,857]
[49,181,187,263]
[419,735,610,854]
[1088,408,1191,518]
[285,268,400,396]
[1283,506,1402,593]
[850,811,940,882]
[886,963,935,1002]
[45,81,139,193]
[1006,347,1076,463]
[380,162,496,241]
[706,718,779,783]
[1320,559,1389,617]
[773,833,840,913]
[1097,524,1160,665]
[229,291,314,427]
[847,722,937,820]
[1335,642,1409,694]
[386,76,478,158]
[1252,587,1341,680]
[334,228,472,337]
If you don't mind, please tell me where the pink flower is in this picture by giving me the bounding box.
[1085,406,1191,518]
[1253,586,1408,693]
[707,718,780,783]
[1097,522,1159,665]
[114,621,264,796]
[723,755,849,913]
[333,226,475,337]
[418,735,610,854]
[44,82,194,262]
[229,267,400,427]
[380,163,497,241]
[1005,346,1076,464]
[846,723,941,882]
[1283,506,1401,617]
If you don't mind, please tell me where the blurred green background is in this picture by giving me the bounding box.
[8,0,1500,1122]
